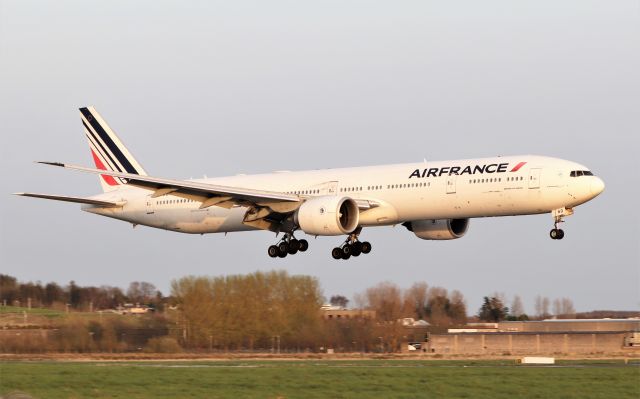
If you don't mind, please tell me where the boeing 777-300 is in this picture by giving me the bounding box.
[16,107,605,259]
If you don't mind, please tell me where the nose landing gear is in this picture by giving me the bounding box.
[268,233,309,258]
[549,227,564,240]
[332,230,372,260]
[549,207,573,240]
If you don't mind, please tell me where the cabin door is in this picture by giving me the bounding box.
[320,181,339,196]
[528,168,541,189]
[446,176,457,194]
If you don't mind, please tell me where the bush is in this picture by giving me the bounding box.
[143,336,183,353]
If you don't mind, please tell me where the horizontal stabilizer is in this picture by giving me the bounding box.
[13,192,122,207]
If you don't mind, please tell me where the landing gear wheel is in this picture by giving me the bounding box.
[289,239,300,252]
[351,245,362,257]
[298,239,309,252]
[341,245,352,260]
[278,242,289,255]
[549,208,571,241]
[361,241,372,254]
[332,247,343,260]
[268,245,279,258]
[550,229,565,240]
[277,251,287,258]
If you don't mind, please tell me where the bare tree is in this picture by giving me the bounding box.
[561,298,576,316]
[552,297,576,317]
[535,295,551,318]
[511,295,524,317]
[553,298,562,316]
[127,281,158,305]
[426,287,450,325]
[448,290,467,324]
[364,281,404,321]
[403,282,428,320]
[542,297,550,317]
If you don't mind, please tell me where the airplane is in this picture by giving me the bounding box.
[16,107,605,260]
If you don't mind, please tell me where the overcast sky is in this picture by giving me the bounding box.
[1,0,638,314]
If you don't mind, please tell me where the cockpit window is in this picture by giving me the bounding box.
[570,170,594,177]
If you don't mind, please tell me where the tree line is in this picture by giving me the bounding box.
[0,274,163,311]
[1,272,583,353]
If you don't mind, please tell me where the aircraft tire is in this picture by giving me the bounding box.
[361,241,372,254]
[351,245,361,257]
[331,247,342,259]
[278,242,289,254]
[289,239,300,252]
[298,239,309,252]
[268,245,279,258]
[341,245,352,260]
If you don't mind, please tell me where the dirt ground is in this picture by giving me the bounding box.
[1,351,638,362]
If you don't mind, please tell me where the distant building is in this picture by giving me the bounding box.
[118,303,153,315]
[320,306,375,320]
[426,319,640,355]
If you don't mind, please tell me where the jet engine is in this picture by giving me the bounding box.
[403,218,469,240]
[295,196,359,236]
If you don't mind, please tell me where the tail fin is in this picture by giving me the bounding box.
[80,106,147,192]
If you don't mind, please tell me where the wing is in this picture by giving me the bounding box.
[39,161,299,205]
[37,162,379,232]
[14,192,122,207]
[38,161,303,231]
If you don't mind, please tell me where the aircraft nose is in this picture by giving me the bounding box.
[590,177,605,196]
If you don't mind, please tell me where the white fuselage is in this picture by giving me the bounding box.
[83,155,604,235]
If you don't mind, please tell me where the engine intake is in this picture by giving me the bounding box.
[295,196,359,236]
[403,218,469,240]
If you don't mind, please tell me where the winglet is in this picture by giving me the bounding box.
[37,161,65,167]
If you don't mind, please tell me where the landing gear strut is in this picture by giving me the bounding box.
[331,229,372,260]
[268,233,308,258]
[549,207,572,240]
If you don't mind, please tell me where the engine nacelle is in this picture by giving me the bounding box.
[403,218,469,240]
[295,196,359,236]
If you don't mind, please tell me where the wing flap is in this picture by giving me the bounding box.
[14,192,122,207]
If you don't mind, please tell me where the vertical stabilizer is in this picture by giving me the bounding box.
[80,106,147,192]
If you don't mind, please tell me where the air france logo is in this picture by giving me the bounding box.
[408,162,526,179]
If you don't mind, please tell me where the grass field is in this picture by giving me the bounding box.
[0,306,64,318]
[1,359,638,399]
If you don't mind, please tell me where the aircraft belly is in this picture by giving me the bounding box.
[157,206,255,234]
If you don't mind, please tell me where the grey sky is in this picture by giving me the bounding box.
[1,0,638,314]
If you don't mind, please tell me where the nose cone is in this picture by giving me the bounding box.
[590,177,605,197]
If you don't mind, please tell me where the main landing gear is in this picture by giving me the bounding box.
[331,230,372,260]
[549,207,573,240]
[268,234,309,258]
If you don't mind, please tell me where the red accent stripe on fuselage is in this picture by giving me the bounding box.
[510,161,527,172]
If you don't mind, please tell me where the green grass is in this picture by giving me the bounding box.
[0,306,64,318]
[0,360,638,399]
